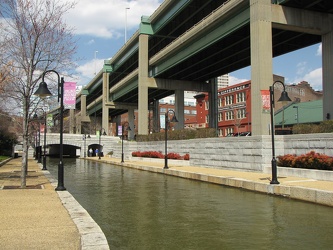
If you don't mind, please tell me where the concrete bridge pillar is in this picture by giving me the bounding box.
[152,99,159,133]
[102,73,110,135]
[138,34,149,135]
[175,90,184,130]
[128,108,135,140]
[69,109,75,134]
[77,92,91,134]
[208,78,218,135]
[322,31,333,121]
[250,0,273,135]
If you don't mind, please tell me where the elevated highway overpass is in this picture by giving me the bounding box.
[71,0,333,136]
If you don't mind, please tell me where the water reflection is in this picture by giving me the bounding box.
[47,158,333,249]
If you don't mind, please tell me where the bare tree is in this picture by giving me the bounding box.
[0,0,77,188]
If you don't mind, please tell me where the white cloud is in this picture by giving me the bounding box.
[316,43,322,56]
[229,75,249,86]
[86,39,95,45]
[296,61,307,75]
[75,59,105,85]
[302,68,322,91]
[64,0,162,38]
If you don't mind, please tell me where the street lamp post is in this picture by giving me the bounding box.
[269,80,291,184]
[37,122,41,163]
[125,7,130,43]
[34,108,47,170]
[164,110,178,169]
[121,121,131,163]
[34,70,66,191]
[34,131,38,160]
[98,128,106,159]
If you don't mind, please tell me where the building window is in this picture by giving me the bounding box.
[218,112,223,122]
[218,98,223,107]
[236,108,246,119]
[205,115,209,124]
[205,101,209,110]
[191,110,197,115]
[218,129,223,137]
[225,95,234,105]
[160,108,166,113]
[225,110,234,120]
[236,92,245,103]
[184,109,190,114]
[226,127,233,135]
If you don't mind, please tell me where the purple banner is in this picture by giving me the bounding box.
[64,82,76,109]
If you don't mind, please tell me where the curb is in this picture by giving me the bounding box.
[42,168,110,250]
[0,157,13,167]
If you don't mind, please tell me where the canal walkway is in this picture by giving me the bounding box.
[0,157,109,250]
[1,156,333,249]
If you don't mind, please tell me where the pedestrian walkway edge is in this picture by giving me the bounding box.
[42,169,110,250]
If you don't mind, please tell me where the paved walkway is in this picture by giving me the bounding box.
[0,158,109,250]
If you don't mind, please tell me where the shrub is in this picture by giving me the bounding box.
[166,152,182,160]
[292,120,333,134]
[132,151,141,157]
[277,151,333,170]
[276,154,295,167]
[131,151,190,160]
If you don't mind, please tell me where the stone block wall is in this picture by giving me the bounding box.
[43,133,333,173]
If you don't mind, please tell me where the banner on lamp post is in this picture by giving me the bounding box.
[118,125,123,136]
[64,82,76,109]
[40,124,45,133]
[261,90,270,113]
[47,114,53,128]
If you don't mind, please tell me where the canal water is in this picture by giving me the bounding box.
[47,158,333,249]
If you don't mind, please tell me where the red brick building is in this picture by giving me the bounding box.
[195,81,252,136]
[195,78,322,137]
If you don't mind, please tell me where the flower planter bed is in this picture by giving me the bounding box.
[263,166,333,182]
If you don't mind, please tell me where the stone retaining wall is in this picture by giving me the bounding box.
[43,133,333,180]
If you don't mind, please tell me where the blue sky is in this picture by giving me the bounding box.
[65,0,323,91]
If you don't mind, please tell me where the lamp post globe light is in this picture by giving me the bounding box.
[269,80,291,185]
[34,131,38,160]
[98,128,106,159]
[34,70,66,191]
[164,110,178,169]
[33,108,48,170]
[121,121,131,163]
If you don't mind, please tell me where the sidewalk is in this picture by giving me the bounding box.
[0,158,109,250]
[92,156,333,207]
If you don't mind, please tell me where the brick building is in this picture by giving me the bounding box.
[195,77,322,137]
[195,81,251,137]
